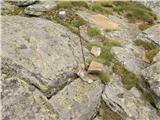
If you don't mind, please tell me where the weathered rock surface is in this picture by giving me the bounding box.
[1,75,59,120]
[4,0,38,6]
[24,1,56,16]
[137,24,160,46]
[141,62,160,108]
[102,74,159,120]
[1,16,85,96]
[49,78,103,120]
[112,46,148,75]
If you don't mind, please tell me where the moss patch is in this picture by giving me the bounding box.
[97,101,121,120]
[86,39,121,65]
[113,61,139,89]
[134,39,159,62]
[98,71,110,85]
[87,27,101,37]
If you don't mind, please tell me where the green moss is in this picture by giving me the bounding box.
[113,61,139,89]
[91,2,113,14]
[112,1,156,23]
[134,39,157,51]
[98,102,121,120]
[98,71,110,84]
[71,18,87,28]
[56,1,88,9]
[86,39,121,65]
[138,23,151,31]
[157,110,160,118]
[145,49,159,62]
[134,39,159,62]
[142,91,154,104]
[87,27,101,37]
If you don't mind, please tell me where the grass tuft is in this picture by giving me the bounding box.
[113,61,139,89]
[87,27,101,37]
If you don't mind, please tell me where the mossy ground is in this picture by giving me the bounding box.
[134,39,159,62]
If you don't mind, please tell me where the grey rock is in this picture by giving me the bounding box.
[1,76,59,120]
[88,61,103,74]
[5,0,38,6]
[137,24,160,46]
[91,46,101,57]
[24,1,56,16]
[1,16,84,96]
[59,10,66,19]
[49,78,103,120]
[112,46,148,75]
[102,74,159,120]
[141,62,160,108]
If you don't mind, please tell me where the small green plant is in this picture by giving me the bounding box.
[145,49,159,62]
[56,1,73,9]
[99,71,110,84]
[138,23,150,31]
[71,18,87,28]
[113,61,139,89]
[87,27,101,37]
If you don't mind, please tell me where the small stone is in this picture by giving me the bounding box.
[59,10,66,19]
[88,61,103,74]
[91,46,101,57]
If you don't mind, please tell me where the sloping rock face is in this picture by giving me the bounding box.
[141,62,160,108]
[1,16,84,96]
[102,74,159,120]
[49,78,103,120]
[111,46,147,75]
[137,24,160,46]
[1,75,59,120]
[4,0,38,6]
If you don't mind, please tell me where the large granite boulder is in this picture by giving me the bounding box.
[24,1,56,16]
[137,24,160,46]
[49,78,103,120]
[102,74,159,120]
[1,16,86,97]
[4,0,38,6]
[111,46,147,75]
[1,75,59,120]
[141,62,160,108]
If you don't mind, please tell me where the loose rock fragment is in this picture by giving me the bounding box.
[91,46,101,57]
[88,61,103,74]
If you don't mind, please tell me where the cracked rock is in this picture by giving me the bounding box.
[102,74,159,120]
[49,78,103,120]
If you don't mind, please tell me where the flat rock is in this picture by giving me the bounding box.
[102,74,159,120]
[1,16,84,96]
[88,61,103,74]
[141,62,160,108]
[1,75,58,120]
[49,78,103,120]
[137,24,160,46]
[112,46,148,75]
[24,1,56,16]
[5,0,38,6]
